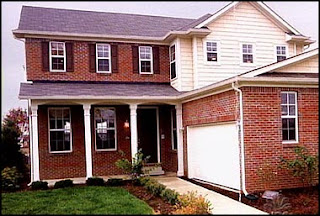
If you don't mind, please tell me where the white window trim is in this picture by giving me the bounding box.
[96,43,112,73]
[139,46,153,74]
[274,44,289,62]
[48,107,72,153]
[240,42,255,66]
[203,40,221,65]
[49,41,66,72]
[169,44,177,80]
[281,91,299,144]
[171,109,177,151]
[94,107,117,152]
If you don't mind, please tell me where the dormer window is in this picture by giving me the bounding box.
[50,42,66,72]
[241,43,254,64]
[276,45,287,62]
[139,46,153,74]
[96,44,111,73]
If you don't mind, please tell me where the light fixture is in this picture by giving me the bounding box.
[124,120,130,128]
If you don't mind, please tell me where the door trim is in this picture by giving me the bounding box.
[137,106,160,163]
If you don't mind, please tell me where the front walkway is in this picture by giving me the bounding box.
[152,176,267,215]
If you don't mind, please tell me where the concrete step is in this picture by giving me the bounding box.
[143,165,164,176]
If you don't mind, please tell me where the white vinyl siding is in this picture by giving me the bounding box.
[179,38,194,91]
[276,55,319,73]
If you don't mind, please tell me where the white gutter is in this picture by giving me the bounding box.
[231,82,249,196]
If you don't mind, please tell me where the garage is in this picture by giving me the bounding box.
[187,121,241,190]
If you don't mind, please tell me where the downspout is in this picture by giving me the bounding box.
[232,81,249,197]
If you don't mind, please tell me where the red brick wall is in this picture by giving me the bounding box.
[38,105,86,180]
[26,38,170,83]
[182,90,238,175]
[242,87,319,192]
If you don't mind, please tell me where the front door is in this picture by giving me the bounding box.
[137,108,158,163]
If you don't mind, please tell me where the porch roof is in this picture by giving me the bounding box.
[19,82,182,100]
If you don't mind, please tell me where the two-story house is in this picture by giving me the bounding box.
[14,1,318,194]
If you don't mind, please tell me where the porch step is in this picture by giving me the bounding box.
[143,166,165,176]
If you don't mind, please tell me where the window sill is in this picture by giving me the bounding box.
[282,142,299,148]
[49,70,67,73]
[95,149,117,152]
[49,150,72,154]
[139,72,154,75]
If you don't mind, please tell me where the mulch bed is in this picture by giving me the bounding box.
[186,178,319,215]
[121,181,176,215]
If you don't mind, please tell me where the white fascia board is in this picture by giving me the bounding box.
[241,49,319,78]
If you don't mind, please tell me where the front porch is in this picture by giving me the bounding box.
[28,99,184,182]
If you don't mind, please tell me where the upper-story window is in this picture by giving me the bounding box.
[276,45,287,62]
[139,46,153,74]
[281,92,298,143]
[170,45,176,79]
[241,43,254,64]
[50,42,66,72]
[48,107,72,153]
[206,41,218,62]
[96,44,111,73]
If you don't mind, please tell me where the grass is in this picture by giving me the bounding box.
[2,186,154,215]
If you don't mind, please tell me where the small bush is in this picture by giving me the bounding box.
[31,181,48,190]
[106,178,124,186]
[54,179,74,189]
[86,177,105,186]
[160,188,179,205]
[138,176,151,186]
[174,191,212,215]
[144,179,166,196]
[1,166,23,191]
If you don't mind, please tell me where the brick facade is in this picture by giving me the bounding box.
[25,38,170,83]
[38,105,177,180]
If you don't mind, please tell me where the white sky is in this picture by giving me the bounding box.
[1,1,319,118]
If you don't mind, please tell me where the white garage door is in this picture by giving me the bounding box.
[187,122,241,190]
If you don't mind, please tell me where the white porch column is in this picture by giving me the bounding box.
[31,103,40,181]
[129,104,138,160]
[176,104,184,176]
[83,103,93,179]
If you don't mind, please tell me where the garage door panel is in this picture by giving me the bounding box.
[187,122,241,190]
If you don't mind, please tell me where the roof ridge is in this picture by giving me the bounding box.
[21,5,196,21]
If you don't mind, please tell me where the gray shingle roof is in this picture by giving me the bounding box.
[19,82,182,99]
[17,6,207,38]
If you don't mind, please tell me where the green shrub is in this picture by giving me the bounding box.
[54,179,74,189]
[160,188,179,205]
[138,176,151,186]
[144,179,166,196]
[280,146,319,186]
[1,166,23,191]
[174,191,212,215]
[106,178,124,186]
[31,181,48,190]
[86,177,105,186]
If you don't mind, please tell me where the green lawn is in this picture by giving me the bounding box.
[2,186,153,215]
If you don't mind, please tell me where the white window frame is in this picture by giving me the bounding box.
[49,41,66,72]
[281,91,299,144]
[48,107,72,153]
[171,109,177,151]
[203,40,220,65]
[96,43,112,73]
[169,44,177,80]
[240,42,255,66]
[94,107,117,152]
[274,45,288,62]
[139,46,153,74]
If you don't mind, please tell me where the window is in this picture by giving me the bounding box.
[276,45,287,62]
[206,41,218,62]
[48,108,71,153]
[96,44,111,73]
[241,43,254,64]
[170,45,176,79]
[139,46,153,74]
[171,109,177,150]
[50,42,66,72]
[281,92,298,143]
[94,107,117,151]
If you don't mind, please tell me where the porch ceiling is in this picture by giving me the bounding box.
[19,82,182,100]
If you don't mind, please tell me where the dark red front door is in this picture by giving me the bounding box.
[137,108,158,163]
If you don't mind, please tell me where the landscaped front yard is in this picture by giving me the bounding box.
[2,186,153,215]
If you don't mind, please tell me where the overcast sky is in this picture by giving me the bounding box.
[1,1,318,118]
